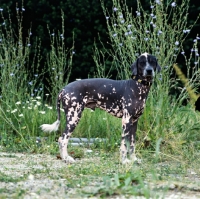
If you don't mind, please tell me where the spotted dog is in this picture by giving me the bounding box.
[40,53,161,164]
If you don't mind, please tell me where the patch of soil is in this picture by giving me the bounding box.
[0,152,200,199]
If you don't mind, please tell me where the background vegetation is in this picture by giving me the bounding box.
[0,0,199,82]
[0,0,199,153]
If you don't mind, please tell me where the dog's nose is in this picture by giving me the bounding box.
[146,69,153,75]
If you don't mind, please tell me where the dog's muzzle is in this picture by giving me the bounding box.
[146,69,153,75]
[144,67,154,77]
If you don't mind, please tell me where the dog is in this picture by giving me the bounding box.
[40,52,161,164]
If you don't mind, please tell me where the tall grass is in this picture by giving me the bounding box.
[0,6,117,153]
[0,7,73,151]
[0,7,43,150]
[93,0,200,157]
[0,0,200,157]
[46,11,74,102]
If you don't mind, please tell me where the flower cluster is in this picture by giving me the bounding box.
[110,0,195,61]
[6,96,55,118]
[113,2,169,41]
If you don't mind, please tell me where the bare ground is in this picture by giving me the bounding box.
[0,151,200,199]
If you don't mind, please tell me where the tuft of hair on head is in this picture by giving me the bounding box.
[40,120,60,133]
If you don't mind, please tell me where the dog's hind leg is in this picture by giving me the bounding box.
[59,102,84,163]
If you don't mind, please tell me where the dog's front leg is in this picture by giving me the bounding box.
[129,120,138,162]
[120,113,138,164]
[58,133,75,163]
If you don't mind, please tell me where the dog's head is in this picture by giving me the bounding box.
[131,52,161,78]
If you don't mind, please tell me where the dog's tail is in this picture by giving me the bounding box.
[40,92,62,133]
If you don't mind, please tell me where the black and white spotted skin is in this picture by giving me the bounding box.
[40,52,161,164]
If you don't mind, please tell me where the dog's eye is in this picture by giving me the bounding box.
[150,60,156,65]
[139,61,146,65]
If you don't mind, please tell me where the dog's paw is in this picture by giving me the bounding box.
[135,157,142,164]
[63,155,76,163]
[121,156,142,165]
[130,154,142,164]
[121,158,132,164]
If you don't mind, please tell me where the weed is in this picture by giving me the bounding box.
[68,147,85,159]
[0,4,73,151]
[0,172,26,183]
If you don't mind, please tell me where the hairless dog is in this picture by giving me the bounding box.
[41,53,161,164]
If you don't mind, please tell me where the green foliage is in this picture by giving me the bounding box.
[72,108,121,151]
[93,0,200,156]
[84,171,150,197]
[0,0,200,81]
[46,11,74,102]
[98,0,198,79]
[0,171,26,183]
[68,147,85,159]
[0,8,73,151]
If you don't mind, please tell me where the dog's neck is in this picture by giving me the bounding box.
[131,75,153,87]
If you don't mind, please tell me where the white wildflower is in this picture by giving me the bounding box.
[36,101,41,106]
[39,111,46,114]
[171,2,176,7]
[155,0,161,4]
[11,109,17,113]
[175,41,179,46]
[136,11,140,16]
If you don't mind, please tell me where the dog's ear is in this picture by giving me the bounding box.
[130,59,138,76]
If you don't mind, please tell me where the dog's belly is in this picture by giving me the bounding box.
[85,99,123,118]
[97,102,123,118]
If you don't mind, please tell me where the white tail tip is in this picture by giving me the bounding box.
[40,120,60,133]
